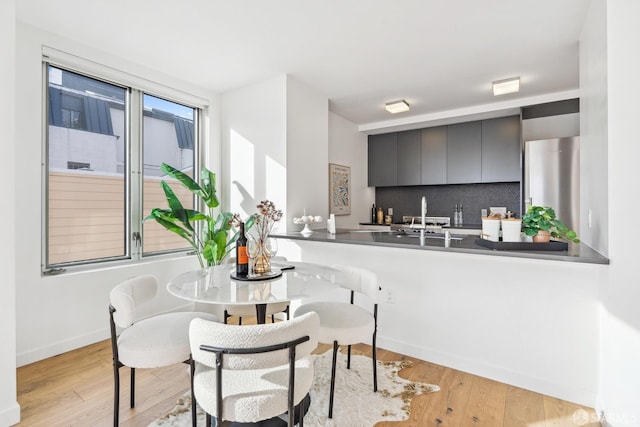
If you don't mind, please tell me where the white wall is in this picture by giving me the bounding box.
[221,75,288,225]
[286,76,329,230]
[328,112,374,229]
[221,75,329,234]
[596,1,640,425]
[1,1,20,425]
[279,239,601,407]
[580,0,609,256]
[14,23,218,367]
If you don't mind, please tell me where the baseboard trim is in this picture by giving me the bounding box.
[0,401,21,426]
[377,335,596,408]
[17,327,110,367]
[17,303,194,367]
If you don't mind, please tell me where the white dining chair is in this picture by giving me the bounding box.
[108,274,217,427]
[189,311,320,426]
[293,265,379,418]
[224,256,291,324]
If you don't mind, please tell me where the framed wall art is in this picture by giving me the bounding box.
[329,163,351,215]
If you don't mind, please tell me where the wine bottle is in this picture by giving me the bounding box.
[236,222,248,276]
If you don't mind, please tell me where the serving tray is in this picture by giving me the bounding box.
[474,238,568,251]
[230,267,283,281]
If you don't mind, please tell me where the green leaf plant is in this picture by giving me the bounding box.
[144,163,255,268]
[521,205,580,243]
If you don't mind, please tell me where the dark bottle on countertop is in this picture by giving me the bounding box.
[371,204,376,223]
[235,222,248,276]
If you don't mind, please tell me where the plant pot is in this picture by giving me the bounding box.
[533,230,551,243]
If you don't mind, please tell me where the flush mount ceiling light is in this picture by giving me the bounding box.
[492,77,520,96]
[385,100,410,114]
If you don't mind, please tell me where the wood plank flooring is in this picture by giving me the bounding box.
[16,324,600,426]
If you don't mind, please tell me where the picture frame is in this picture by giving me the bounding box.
[329,163,351,215]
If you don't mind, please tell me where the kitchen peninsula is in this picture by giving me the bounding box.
[272,225,605,408]
[272,228,608,265]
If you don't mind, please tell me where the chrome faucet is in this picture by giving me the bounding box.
[411,196,428,235]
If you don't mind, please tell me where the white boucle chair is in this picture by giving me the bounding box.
[189,311,319,427]
[223,256,291,325]
[109,274,217,427]
[293,265,379,418]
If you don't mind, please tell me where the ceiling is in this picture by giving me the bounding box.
[16,0,590,128]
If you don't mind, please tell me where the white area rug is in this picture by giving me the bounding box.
[150,350,439,427]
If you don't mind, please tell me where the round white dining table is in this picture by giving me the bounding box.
[167,261,343,324]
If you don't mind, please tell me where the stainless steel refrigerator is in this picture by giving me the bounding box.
[523,137,580,232]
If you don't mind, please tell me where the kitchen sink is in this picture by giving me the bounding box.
[395,231,463,240]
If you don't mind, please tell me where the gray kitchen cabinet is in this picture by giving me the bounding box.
[421,126,447,184]
[481,115,521,182]
[397,130,422,185]
[368,133,397,186]
[447,121,482,184]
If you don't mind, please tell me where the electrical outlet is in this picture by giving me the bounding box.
[383,287,395,304]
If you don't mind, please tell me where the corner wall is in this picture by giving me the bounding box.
[221,75,329,234]
[596,0,640,425]
[328,112,374,228]
[221,75,288,222]
[0,0,20,424]
[579,0,609,255]
[286,77,329,229]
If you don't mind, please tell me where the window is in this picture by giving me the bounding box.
[44,62,201,271]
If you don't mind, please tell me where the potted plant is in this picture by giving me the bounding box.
[144,163,254,268]
[521,205,580,243]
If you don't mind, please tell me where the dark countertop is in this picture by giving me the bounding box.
[272,229,609,265]
[359,222,483,231]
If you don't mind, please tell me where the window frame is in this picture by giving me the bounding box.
[41,49,208,275]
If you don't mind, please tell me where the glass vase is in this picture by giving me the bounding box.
[253,241,272,274]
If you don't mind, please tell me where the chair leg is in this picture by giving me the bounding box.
[238,316,242,325]
[328,341,338,418]
[190,358,196,427]
[130,367,135,408]
[113,364,120,427]
[223,310,229,324]
[205,412,211,427]
[347,344,352,369]
[271,314,275,323]
[372,335,378,393]
[299,394,305,427]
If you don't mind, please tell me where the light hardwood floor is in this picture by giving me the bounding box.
[16,325,600,427]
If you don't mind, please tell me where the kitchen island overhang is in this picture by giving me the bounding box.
[271,229,608,265]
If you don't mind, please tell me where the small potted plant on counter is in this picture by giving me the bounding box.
[521,205,580,243]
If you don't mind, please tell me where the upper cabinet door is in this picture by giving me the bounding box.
[481,115,521,182]
[447,121,482,184]
[397,130,422,185]
[368,133,397,187]
[421,126,447,185]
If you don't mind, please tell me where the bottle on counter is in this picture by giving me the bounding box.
[376,207,384,224]
[459,204,464,226]
[371,204,376,223]
[453,204,459,226]
[235,222,248,277]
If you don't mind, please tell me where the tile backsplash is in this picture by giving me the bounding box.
[375,182,521,225]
